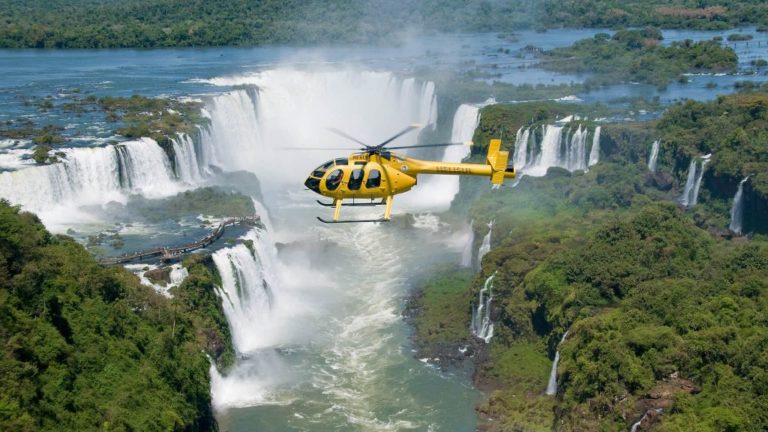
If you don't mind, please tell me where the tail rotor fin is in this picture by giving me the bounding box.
[486,138,515,186]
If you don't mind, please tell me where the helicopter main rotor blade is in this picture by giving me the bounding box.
[385,141,472,150]
[328,128,371,148]
[280,146,365,151]
[376,123,423,148]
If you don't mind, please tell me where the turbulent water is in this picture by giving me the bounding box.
[729,177,749,235]
[194,69,479,431]
[513,123,601,177]
[470,272,496,343]
[648,140,660,173]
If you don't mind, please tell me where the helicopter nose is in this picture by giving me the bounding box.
[304,176,321,194]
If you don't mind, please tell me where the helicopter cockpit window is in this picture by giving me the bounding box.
[304,176,321,193]
[312,160,334,177]
[365,169,381,188]
[348,169,364,190]
[334,158,349,166]
[325,169,344,191]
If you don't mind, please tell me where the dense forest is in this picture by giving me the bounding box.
[540,28,738,88]
[0,201,233,431]
[413,94,768,431]
[1,0,767,48]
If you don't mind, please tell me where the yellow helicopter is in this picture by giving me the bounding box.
[302,124,516,223]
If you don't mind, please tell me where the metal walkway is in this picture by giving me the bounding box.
[99,215,260,266]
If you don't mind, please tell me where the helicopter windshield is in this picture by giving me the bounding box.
[312,160,335,177]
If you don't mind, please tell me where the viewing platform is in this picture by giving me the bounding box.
[100,215,260,266]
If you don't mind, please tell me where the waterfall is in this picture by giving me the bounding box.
[476,220,493,268]
[513,127,531,170]
[648,140,660,172]
[0,138,179,222]
[169,264,189,286]
[729,176,749,235]
[471,272,496,343]
[679,154,711,208]
[197,70,438,194]
[691,155,710,206]
[545,330,569,396]
[630,408,663,432]
[400,103,478,211]
[211,228,278,355]
[514,124,600,177]
[588,126,601,167]
[460,219,475,267]
[533,125,564,175]
[172,133,205,183]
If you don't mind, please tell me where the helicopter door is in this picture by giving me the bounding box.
[325,169,344,191]
[348,169,364,190]
[365,169,381,188]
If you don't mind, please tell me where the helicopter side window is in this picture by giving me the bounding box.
[365,169,381,188]
[348,169,364,190]
[325,169,344,191]
[334,158,348,166]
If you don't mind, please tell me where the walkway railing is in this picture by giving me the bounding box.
[100,215,260,266]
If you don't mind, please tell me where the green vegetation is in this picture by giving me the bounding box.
[0,94,204,168]
[2,0,766,49]
[0,200,232,431]
[0,0,540,48]
[408,267,474,360]
[539,29,738,88]
[727,33,753,41]
[538,1,768,30]
[125,187,256,223]
[657,93,768,196]
[100,95,204,141]
[416,95,768,430]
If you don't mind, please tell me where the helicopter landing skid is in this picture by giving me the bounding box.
[316,217,389,224]
[316,199,386,207]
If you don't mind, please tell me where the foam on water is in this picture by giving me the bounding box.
[0,138,182,229]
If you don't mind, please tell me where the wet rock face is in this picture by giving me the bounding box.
[628,374,701,430]
[744,183,768,234]
[644,171,674,191]
[144,267,172,285]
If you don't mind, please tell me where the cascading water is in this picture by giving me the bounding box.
[0,138,180,227]
[513,124,600,177]
[399,103,479,211]
[471,272,496,343]
[200,69,479,430]
[197,70,438,193]
[566,125,588,172]
[212,232,275,354]
[729,176,749,235]
[460,219,475,267]
[630,408,663,432]
[513,127,531,170]
[476,220,493,268]
[545,330,569,396]
[679,154,711,208]
[588,126,601,167]
[172,133,205,183]
[648,140,660,173]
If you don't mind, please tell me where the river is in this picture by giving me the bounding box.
[0,27,766,431]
